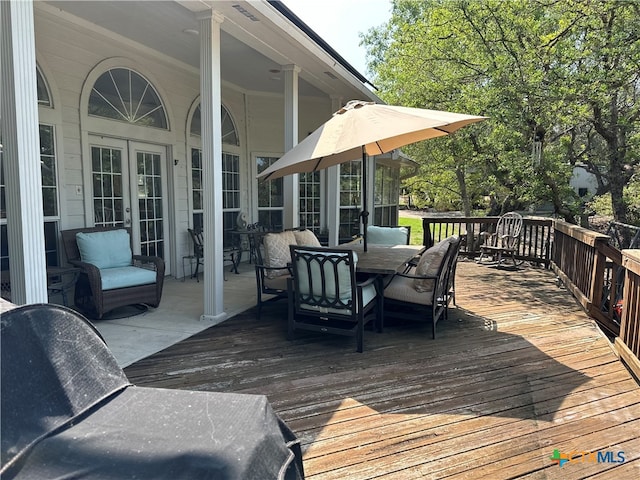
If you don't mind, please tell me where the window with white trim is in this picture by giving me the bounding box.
[339,160,361,240]
[374,163,399,226]
[1,123,60,277]
[191,105,239,146]
[190,104,240,247]
[299,172,321,232]
[88,68,168,129]
[256,156,283,230]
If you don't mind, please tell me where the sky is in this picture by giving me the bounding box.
[282,0,393,77]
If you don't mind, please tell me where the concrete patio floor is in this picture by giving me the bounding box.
[91,261,262,367]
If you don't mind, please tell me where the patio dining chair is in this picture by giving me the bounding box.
[254,229,323,320]
[187,228,239,282]
[383,236,461,339]
[287,245,381,353]
[366,225,411,245]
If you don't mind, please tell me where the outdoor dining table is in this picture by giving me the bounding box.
[336,243,426,332]
[338,243,426,275]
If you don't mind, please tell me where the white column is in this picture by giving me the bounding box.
[326,95,343,246]
[0,0,48,304]
[198,10,226,323]
[282,64,300,229]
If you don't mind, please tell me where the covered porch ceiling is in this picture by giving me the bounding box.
[46,0,380,101]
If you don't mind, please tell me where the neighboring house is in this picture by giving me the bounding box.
[1,1,404,321]
[570,164,600,198]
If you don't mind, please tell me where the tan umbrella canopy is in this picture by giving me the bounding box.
[258,100,487,250]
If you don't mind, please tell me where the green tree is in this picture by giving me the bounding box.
[363,0,640,223]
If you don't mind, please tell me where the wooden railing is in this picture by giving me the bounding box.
[551,221,623,337]
[422,215,640,379]
[422,216,553,267]
[617,251,640,380]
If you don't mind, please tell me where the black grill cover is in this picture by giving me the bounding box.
[1,304,304,479]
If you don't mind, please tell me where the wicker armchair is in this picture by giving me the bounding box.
[61,226,165,319]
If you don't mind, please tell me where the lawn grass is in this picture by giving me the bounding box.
[398,214,467,245]
[398,216,424,245]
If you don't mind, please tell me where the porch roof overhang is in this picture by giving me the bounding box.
[45,0,381,103]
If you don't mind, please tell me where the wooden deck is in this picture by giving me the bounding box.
[125,260,640,479]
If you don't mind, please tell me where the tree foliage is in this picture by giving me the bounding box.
[362,0,640,223]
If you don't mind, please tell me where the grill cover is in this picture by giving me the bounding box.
[1,304,304,479]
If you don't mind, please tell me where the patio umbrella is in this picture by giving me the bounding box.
[257,100,487,250]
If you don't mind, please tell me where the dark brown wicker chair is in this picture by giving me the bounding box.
[61,226,165,319]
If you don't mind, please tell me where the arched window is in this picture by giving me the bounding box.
[190,104,239,146]
[36,66,52,107]
[88,68,168,129]
[189,103,240,245]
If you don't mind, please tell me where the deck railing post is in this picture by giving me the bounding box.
[615,250,640,380]
[589,238,607,314]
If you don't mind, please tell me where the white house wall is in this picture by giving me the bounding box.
[570,166,599,197]
[33,4,340,276]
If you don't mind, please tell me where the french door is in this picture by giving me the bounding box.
[89,137,170,273]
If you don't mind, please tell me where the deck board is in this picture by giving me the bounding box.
[125,260,640,479]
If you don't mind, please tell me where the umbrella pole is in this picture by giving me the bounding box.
[361,146,369,252]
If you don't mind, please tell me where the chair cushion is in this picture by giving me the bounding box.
[263,231,297,279]
[292,229,322,248]
[296,251,369,316]
[296,251,353,302]
[76,230,132,270]
[297,251,358,301]
[384,271,434,306]
[300,282,376,316]
[263,274,290,292]
[100,266,157,291]
[367,226,409,245]
[413,238,451,292]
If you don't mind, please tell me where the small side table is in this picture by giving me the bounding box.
[47,266,80,307]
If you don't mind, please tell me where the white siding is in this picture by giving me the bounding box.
[33,4,337,275]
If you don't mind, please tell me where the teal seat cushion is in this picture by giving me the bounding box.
[367,226,409,245]
[76,230,132,269]
[300,283,376,316]
[100,266,156,291]
[296,251,371,315]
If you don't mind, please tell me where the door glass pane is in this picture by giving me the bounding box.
[136,151,164,258]
[92,146,124,227]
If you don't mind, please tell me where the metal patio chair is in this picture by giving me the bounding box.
[287,245,381,353]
